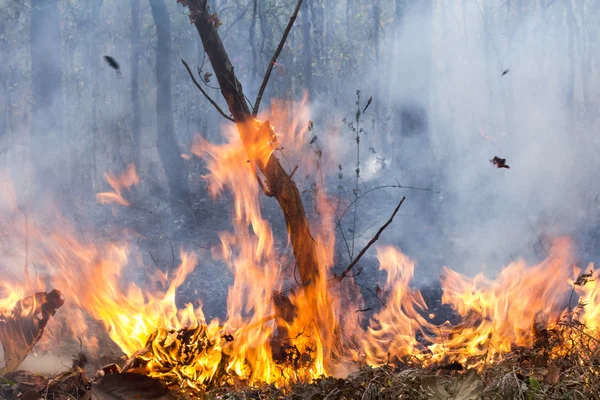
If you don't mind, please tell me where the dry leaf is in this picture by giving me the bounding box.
[0,289,64,374]
[452,370,482,400]
[544,364,560,385]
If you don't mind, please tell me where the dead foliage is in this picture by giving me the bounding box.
[0,289,64,375]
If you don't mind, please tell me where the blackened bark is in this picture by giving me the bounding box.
[130,0,142,170]
[149,0,191,202]
[30,0,62,195]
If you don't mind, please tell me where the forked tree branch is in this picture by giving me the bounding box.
[252,0,304,116]
[181,59,235,122]
[337,196,406,281]
[182,0,320,286]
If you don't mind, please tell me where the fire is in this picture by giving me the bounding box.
[1,97,600,394]
[96,163,139,206]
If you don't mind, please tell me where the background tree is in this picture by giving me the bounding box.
[149,0,191,205]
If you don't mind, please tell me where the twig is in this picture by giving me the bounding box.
[250,162,274,197]
[121,343,151,373]
[338,183,434,227]
[353,281,387,309]
[252,0,304,116]
[181,59,234,122]
[338,197,406,280]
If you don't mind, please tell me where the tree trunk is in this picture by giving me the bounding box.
[30,0,62,197]
[301,0,312,99]
[309,0,324,96]
[149,0,191,203]
[372,0,381,139]
[249,0,258,79]
[565,0,576,130]
[182,0,332,368]
[131,0,142,171]
[88,0,102,191]
[184,0,319,286]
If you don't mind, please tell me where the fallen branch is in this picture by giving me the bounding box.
[181,59,234,122]
[252,0,303,116]
[337,197,406,280]
[0,289,64,375]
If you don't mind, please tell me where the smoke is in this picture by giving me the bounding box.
[347,0,600,281]
[0,0,599,327]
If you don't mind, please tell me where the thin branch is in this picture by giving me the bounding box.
[353,281,387,310]
[338,196,406,280]
[338,182,436,226]
[252,0,303,116]
[181,59,235,122]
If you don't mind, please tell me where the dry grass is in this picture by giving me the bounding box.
[3,320,600,399]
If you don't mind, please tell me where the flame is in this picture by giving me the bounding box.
[96,164,139,206]
[1,97,600,393]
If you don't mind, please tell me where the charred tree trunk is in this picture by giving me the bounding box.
[30,0,63,197]
[131,0,142,171]
[181,0,319,286]
[150,0,191,203]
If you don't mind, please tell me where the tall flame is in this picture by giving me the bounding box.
[0,97,598,393]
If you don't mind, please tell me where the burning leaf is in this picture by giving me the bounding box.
[574,271,594,286]
[490,156,510,169]
[0,289,64,375]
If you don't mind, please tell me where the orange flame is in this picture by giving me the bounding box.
[0,97,599,393]
[96,164,139,206]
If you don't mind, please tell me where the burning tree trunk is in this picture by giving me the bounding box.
[179,0,319,287]
[0,289,64,375]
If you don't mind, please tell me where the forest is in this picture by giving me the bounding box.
[1,0,600,399]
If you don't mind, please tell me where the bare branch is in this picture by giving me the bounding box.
[181,59,235,122]
[337,196,406,281]
[252,0,303,116]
